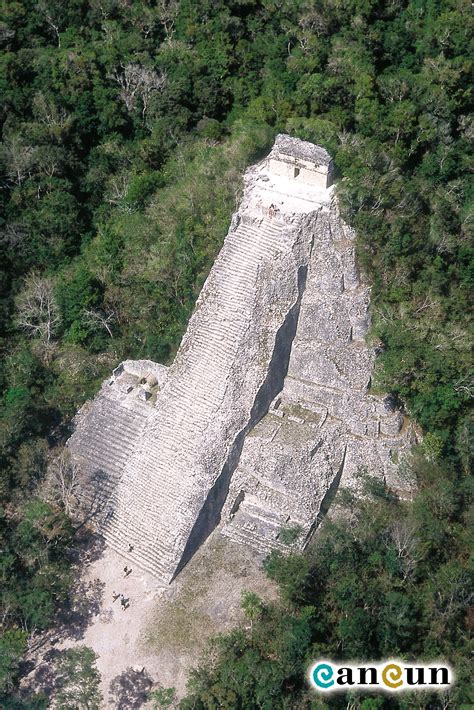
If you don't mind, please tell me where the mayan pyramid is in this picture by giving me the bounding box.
[68,135,415,582]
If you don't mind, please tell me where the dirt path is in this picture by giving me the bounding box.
[22,529,278,708]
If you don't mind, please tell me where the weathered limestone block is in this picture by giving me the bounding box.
[68,359,163,516]
[295,297,353,344]
[346,291,372,341]
[341,248,361,290]
[379,411,404,436]
[268,134,334,189]
[311,251,345,294]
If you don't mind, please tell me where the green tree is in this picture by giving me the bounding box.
[54,647,102,710]
[0,630,27,694]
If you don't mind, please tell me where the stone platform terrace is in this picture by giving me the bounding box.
[68,136,416,582]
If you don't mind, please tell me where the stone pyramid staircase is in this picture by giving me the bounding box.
[100,214,298,580]
[69,394,151,516]
[69,137,415,582]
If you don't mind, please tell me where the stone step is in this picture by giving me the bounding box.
[78,457,123,484]
[101,499,177,542]
[241,500,290,525]
[221,503,290,554]
[107,499,181,534]
[217,244,263,266]
[225,232,282,257]
[222,235,277,258]
[103,530,176,582]
[214,270,258,292]
[165,388,222,417]
[145,421,200,447]
[180,356,234,382]
[75,413,146,444]
[219,236,274,261]
[214,258,261,279]
[104,504,183,553]
[198,319,244,337]
[164,406,221,433]
[238,220,283,236]
[225,243,279,264]
[211,248,262,272]
[212,281,255,302]
[189,334,242,355]
[213,255,259,278]
[118,461,195,501]
[190,334,240,359]
[175,351,231,378]
[80,432,136,459]
[78,477,115,503]
[221,523,282,555]
[90,208,297,581]
[170,361,228,388]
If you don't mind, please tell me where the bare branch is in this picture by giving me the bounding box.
[157,0,179,41]
[16,273,61,344]
[112,63,166,119]
[388,518,423,580]
[47,448,80,517]
[83,308,115,338]
[1,136,37,186]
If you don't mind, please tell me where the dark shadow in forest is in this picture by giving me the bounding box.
[55,577,105,641]
[20,650,60,700]
[68,530,107,568]
[108,667,153,709]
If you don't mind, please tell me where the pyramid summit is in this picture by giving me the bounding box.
[68,136,415,582]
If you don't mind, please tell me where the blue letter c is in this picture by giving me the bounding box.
[312,663,335,689]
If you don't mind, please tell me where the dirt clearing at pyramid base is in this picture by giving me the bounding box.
[20,529,278,707]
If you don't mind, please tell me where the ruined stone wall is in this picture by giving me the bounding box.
[268,158,329,189]
[221,201,416,554]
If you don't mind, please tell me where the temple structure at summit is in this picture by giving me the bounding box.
[68,135,416,582]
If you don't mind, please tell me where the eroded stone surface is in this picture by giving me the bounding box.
[221,202,416,554]
[68,135,416,581]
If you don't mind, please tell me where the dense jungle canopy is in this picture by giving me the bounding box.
[0,0,472,707]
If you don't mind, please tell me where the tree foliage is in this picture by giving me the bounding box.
[54,646,102,710]
[182,464,472,708]
[0,0,471,703]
